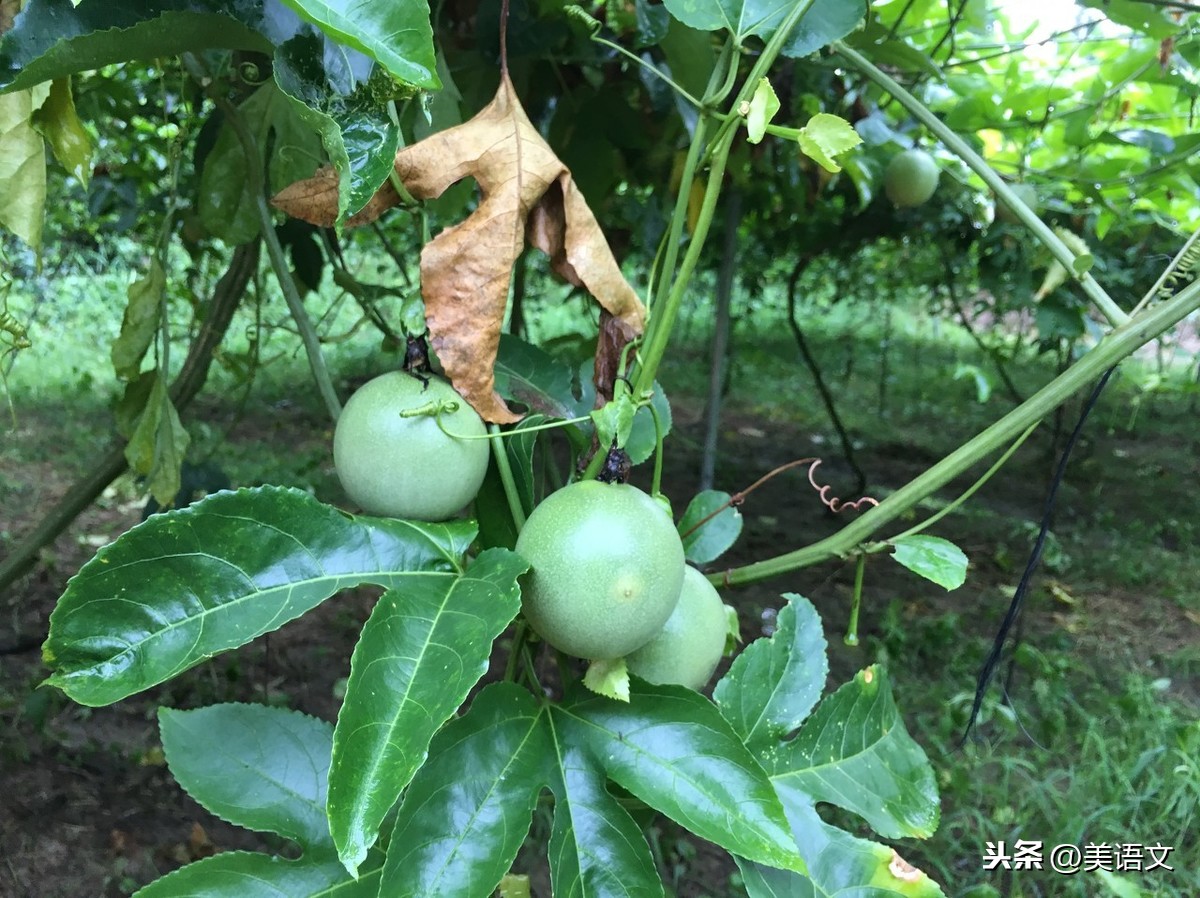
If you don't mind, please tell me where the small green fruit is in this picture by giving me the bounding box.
[515,481,686,660]
[333,371,488,521]
[996,182,1039,224]
[885,149,939,208]
[626,566,730,691]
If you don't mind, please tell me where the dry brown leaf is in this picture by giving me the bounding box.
[272,75,644,422]
[394,74,644,422]
[271,166,398,228]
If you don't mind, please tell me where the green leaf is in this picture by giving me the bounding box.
[43,486,475,706]
[623,383,672,466]
[378,683,550,898]
[328,548,527,876]
[737,798,945,898]
[111,261,166,382]
[713,594,827,751]
[546,740,665,898]
[131,850,383,898]
[30,77,92,186]
[159,704,335,851]
[952,364,991,404]
[796,113,862,173]
[559,682,805,874]
[0,0,272,94]
[591,394,638,450]
[747,78,780,145]
[124,372,190,509]
[198,82,321,245]
[1080,0,1180,39]
[768,666,940,840]
[890,535,968,591]
[494,334,580,420]
[678,490,743,564]
[0,88,46,249]
[273,32,403,221]
[782,0,866,58]
[277,0,439,89]
[583,657,630,702]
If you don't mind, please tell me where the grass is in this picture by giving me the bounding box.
[4,253,1199,897]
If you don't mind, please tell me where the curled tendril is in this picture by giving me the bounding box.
[807,459,879,513]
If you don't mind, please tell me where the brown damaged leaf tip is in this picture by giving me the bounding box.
[393,74,645,423]
[270,166,398,228]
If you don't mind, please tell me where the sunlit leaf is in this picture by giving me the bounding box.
[890,535,968,590]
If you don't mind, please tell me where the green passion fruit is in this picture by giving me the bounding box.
[995,182,1039,224]
[884,149,939,208]
[626,565,730,691]
[515,480,686,660]
[333,371,489,521]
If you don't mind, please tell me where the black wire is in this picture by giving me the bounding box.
[958,365,1118,748]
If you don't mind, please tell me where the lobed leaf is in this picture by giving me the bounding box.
[378,682,551,898]
[737,797,945,898]
[159,703,334,851]
[768,666,940,840]
[546,740,665,898]
[557,682,805,874]
[43,486,474,706]
[131,850,382,898]
[713,593,827,750]
[328,548,527,876]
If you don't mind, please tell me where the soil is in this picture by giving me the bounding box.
[1,382,1197,898]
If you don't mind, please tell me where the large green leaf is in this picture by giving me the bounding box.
[737,798,945,898]
[132,850,383,898]
[378,683,550,898]
[277,0,438,89]
[768,666,940,840]
[558,682,805,874]
[546,740,665,898]
[43,486,474,706]
[328,548,527,876]
[782,0,865,58]
[0,0,272,93]
[712,594,827,751]
[159,703,335,851]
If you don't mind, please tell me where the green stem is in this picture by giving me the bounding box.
[648,401,666,498]
[883,422,1039,544]
[591,35,701,109]
[183,55,343,422]
[489,423,527,530]
[715,276,1200,586]
[845,554,865,647]
[834,41,1130,329]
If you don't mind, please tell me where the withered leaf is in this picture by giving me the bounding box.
[274,75,645,424]
[396,74,644,422]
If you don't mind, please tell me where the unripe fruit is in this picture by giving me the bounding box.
[885,149,939,208]
[515,481,686,660]
[626,565,730,691]
[996,182,1039,224]
[333,371,489,521]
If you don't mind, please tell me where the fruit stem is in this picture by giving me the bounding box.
[845,554,864,647]
[489,423,527,530]
[648,401,666,499]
